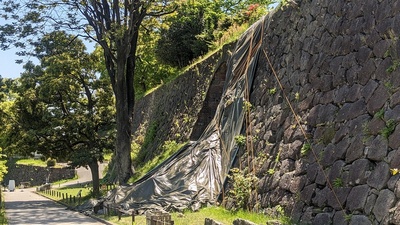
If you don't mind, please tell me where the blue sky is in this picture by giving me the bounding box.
[0,48,34,79]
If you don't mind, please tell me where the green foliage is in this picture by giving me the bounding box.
[130,140,186,183]
[156,2,209,67]
[101,206,290,225]
[134,19,180,97]
[135,121,159,164]
[0,160,7,182]
[228,168,258,211]
[16,158,47,167]
[294,92,300,101]
[46,158,56,167]
[234,135,247,148]
[40,186,92,207]
[380,119,397,139]
[333,177,343,188]
[269,88,277,95]
[3,31,115,196]
[243,100,252,112]
[300,142,311,156]
[267,168,275,175]
[156,0,273,68]
[374,108,385,119]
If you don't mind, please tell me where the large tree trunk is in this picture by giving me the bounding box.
[114,58,134,184]
[88,159,100,198]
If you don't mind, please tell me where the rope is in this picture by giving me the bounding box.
[262,49,348,216]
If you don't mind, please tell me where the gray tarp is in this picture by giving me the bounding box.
[106,15,270,213]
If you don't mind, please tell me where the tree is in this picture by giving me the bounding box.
[8,31,115,196]
[0,76,12,182]
[155,0,271,67]
[134,18,179,96]
[0,0,176,184]
[156,1,209,68]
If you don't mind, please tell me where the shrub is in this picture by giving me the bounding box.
[46,158,56,167]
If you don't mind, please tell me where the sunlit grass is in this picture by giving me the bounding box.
[15,158,64,168]
[100,206,291,225]
[129,141,187,183]
[39,186,93,207]
[51,175,79,186]
[15,158,47,167]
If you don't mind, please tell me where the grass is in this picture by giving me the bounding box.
[15,158,48,167]
[50,175,79,186]
[100,206,290,225]
[15,158,64,168]
[130,141,187,183]
[39,186,93,207]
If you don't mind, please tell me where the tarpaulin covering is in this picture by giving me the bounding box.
[105,15,270,212]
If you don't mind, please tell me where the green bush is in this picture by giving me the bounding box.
[156,4,209,68]
[46,158,56,167]
[228,168,258,211]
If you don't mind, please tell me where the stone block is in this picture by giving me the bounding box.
[346,184,370,211]
[372,189,396,222]
[327,187,351,210]
[367,162,390,190]
[312,213,332,225]
[349,215,372,225]
[366,135,388,161]
[366,84,390,115]
[205,218,224,225]
[336,100,366,122]
[332,210,348,225]
[345,135,365,163]
[348,159,371,185]
[233,218,257,225]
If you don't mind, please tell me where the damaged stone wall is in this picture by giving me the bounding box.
[241,0,400,224]
[131,43,232,163]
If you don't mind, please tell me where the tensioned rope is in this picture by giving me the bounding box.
[217,18,264,207]
[263,49,348,217]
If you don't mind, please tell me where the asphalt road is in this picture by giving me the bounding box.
[4,163,109,225]
[4,189,105,225]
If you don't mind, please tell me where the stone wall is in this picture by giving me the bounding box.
[4,163,75,187]
[129,0,400,223]
[237,0,400,224]
[131,43,233,163]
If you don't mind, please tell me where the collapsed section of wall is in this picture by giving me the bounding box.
[131,43,233,163]
[245,0,400,224]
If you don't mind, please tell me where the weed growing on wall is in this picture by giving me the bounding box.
[227,168,258,211]
[300,142,311,156]
[234,135,247,148]
[380,119,396,139]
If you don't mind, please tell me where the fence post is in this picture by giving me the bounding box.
[104,204,109,216]
[132,211,135,224]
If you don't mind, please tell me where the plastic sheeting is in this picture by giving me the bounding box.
[105,15,269,213]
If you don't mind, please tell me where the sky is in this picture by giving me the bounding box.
[0,48,34,79]
[0,38,94,80]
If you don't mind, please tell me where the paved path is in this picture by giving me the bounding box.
[4,162,110,225]
[4,189,105,225]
